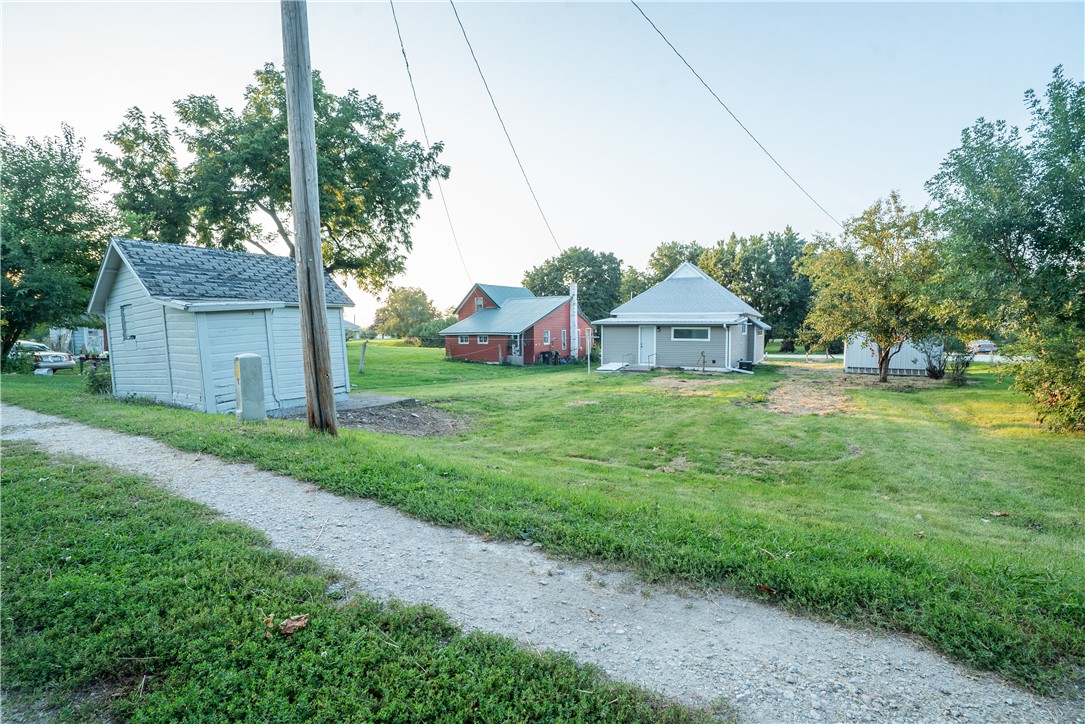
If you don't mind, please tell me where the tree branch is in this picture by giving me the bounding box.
[253,199,295,257]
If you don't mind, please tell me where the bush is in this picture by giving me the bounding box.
[947,352,974,387]
[83,362,112,395]
[2,348,35,374]
[780,338,796,353]
[1009,325,1085,430]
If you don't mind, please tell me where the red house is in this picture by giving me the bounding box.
[440,283,593,365]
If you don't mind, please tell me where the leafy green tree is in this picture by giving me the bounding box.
[643,241,707,284]
[1,126,109,358]
[927,67,1084,428]
[618,266,650,305]
[798,192,943,382]
[373,287,437,338]
[700,228,811,342]
[97,63,448,292]
[97,108,189,245]
[408,314,458,347]
[521,247,622,322]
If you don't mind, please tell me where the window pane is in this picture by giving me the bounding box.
[673,328,708,340]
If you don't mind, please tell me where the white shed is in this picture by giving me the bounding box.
[843,333,933,377]
[88,238,353,414]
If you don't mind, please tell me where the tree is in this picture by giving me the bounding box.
[927,67,1085,428]
[373,287,436,338]
[618,266,650,304]
[700,228,811,342]
[643,241,707,284]
[521,247,622,323]
[97,63,449,292]
[798,192,943,382]
[1,126,109,358]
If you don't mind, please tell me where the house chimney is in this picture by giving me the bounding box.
[569,282,579,359]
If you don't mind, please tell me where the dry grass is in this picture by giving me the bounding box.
[766,363,943,415]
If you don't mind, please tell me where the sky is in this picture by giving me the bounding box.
[3,1,1083,325]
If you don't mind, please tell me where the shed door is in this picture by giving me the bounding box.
[638,325,656,366]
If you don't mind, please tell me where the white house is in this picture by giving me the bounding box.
[87,238,353,414]
[593,262,770,371]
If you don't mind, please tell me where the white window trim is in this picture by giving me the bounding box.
[458,335,470,344]
[474,296,484,311]
[477,335,489,344]
[671,327,710,341]
[543,330,551,345]
[741,321,749,335]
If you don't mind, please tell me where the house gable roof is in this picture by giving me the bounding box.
[440,296,572,336]
[606,261,760,319]
[453,283,535,313]
[88,238,353,314]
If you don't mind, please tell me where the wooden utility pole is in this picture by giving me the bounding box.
[281,0,337,434]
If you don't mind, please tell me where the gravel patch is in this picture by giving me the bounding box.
[2,404,1081,723]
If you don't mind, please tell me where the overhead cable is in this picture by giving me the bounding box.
[630,0,843,229]
[448,0,564,252]
[389,0,473,285]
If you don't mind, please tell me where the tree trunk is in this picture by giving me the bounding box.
[878,347,891,383]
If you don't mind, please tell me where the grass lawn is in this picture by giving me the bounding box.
[0,442,708,721]
[3,342,1082,693]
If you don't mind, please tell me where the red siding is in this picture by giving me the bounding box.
[445,334,510,363]
[524,301,593,364]
[456,285,498,320]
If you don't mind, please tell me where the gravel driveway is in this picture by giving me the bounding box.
[2,404,1080,723]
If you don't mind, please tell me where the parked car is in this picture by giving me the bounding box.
[967,339,998,354]
[9,340,76,371]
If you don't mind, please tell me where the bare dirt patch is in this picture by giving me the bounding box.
[287,401,467,437]
[646,375,739,395]
[565,400,599,408]
[767,363,944,415]
[657,455,691,474]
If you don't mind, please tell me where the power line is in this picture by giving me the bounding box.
[448,0,564,253]
[389,0,472,286]
[630,0,843,230]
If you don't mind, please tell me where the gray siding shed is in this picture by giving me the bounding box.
[89,238,352,414]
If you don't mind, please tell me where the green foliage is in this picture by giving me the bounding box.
[97,63,448,292]
[700,228,811,341]
[0,126,110,358]
[799,192,944,382]
[2,347,35,374]
[96,108,190,244]
[927,67,1085,429]
[522,246,622,322]
[373,287,437,338]
[644,241,708,284]
[1,443,703,722]
[407,315,457,347]
[83,361,112,395]
[5,349,1084,692]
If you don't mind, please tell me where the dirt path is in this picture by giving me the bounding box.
[2,404,1080,723]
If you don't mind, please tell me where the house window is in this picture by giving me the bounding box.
[741,322,749,335]
[561,329,567,350]
[458,335,470,344]
[477,335,489,344]
[543,330,551,345]
[672,327,710,341]
[475,296,484,312]
[120,304,135,340]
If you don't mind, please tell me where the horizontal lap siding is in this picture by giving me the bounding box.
[203,310,274,414]
[528,303,590,363]
[163,307,202,408]
[268,308,349,409]
[456,286,497,320]
[445,335,509,363]
[655,327,728,368]
[601,326,637,365]
[106,266,170,401]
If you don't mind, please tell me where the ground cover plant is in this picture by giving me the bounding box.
[0,442,707,722]
[3,342,1083,694]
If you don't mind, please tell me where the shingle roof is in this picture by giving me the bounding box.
[477,284,536,307]
[113,238,353,307]
[608,262,759,317]
[440,297,569,335]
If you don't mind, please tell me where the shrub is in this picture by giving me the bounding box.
[2,348,35,374]
[83,362,112,395]
[947,351,974,387]
[1009,324,1085,430]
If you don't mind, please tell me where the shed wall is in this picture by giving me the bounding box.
[105,265,171,401]
[163,306,203,407]
[600,326,638,366]
[844,334,930,376]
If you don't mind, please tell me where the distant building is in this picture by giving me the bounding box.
[439,283,592,365]
[593,262,769,371]
[87,238,352,413]
[843,334,934,377]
